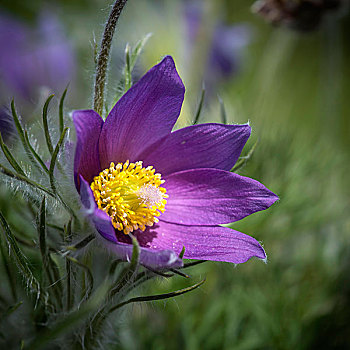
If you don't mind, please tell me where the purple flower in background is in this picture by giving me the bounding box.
[0,11,75,104]
[73,56,278,269]
[184,1,251,86]
[0,107,14,142]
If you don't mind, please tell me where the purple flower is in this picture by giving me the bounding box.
[0,11,75,103]
[184,1,251,85]
[73,56,278,269]
[0,107,14,142]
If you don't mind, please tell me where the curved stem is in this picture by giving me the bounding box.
[93,0,128,116]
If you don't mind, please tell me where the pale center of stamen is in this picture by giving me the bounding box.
[136,184,164,207]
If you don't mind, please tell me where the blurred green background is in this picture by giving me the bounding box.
[1,0,350,349]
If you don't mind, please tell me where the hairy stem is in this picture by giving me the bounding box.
[93,0,128,116]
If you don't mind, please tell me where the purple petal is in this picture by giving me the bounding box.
[161,169,279,225]
[0,13,75,102]
[100,238,183,269]
[209,24,252,77]
[73,110,104,188]
[132,221,266,264]
[99,56,185,169]
[79,176,182,269]
[0,106,15,142]
[138,123,251,176]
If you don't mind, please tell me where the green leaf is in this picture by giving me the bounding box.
[109,279,206,313]
[66,256,94,302]
[0,163,54,197]
[37,196,60,307]
[24,130,49,174]
[0,233,17,300]
[169,268,190,278]
[124,34,152,92]
[26,282,110,350]
[49,127,68,193]
[10,100,42,172]
[0,301,23,323]
[144,266,174,278]
[179,245,185,259]
[113,34,152,104]
[59,87,68,134]
[48,254,64,308]
[218,95,227,125]
[82,239,141,348]
[231,139,258,173]
[108,259,123,276]
[129,234,140,269]
[0,132,26,176]
[130,33,152,70]
[182,260,206,269]
[109,234,140,299]
[124,43,132,92]
[63,220,73,311]
[47,223,65,232]
[193,86,205,125]
[38,197,48,268]
[0,212,43,301]
[42,94,55,155]
[64,234,95,252]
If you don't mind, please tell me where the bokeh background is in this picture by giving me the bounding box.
[1,0,350,349]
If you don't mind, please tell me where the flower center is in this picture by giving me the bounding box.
[90,160,167,234]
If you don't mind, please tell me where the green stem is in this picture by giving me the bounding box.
[93,0,128,116]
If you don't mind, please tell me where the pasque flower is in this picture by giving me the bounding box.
[184,1,251,87]
[73,56,278,269]
[0,107,14,142]
[0,11,75,104]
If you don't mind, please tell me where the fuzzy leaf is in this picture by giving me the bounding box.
[179,245,186,259]
[130,33,152,69]
[124,43,132,92]
[109,279,206,312]
[0,212,43,301]
[182,260,206,269]
[24,130,49,174]
[0,163,54,197]
[49,127,68,193]
[66,256,94,302]
[64,234,95,252]
[10,100,42,173]
[218,95,227,125]
[231,139,258,173]
[38,197,48,267]
[0,233,17,300]
[113,34,152,104]
[169,268,190,278]
[26,282,110,350]
[42,94,55,155]
[59,87,68,134]
[0,132,26,176]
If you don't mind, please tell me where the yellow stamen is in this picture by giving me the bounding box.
[90,160,167,234]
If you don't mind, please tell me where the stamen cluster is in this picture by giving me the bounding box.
[90,160,167,234]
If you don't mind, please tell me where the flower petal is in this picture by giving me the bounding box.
[79,175,117,242]
[99,56,185,169]
[132,221,266,264]
[161,168,279,225]
[79,176,182,269]
[138,123,251,175]
[101,239,183,269]
[73,110,103,187]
